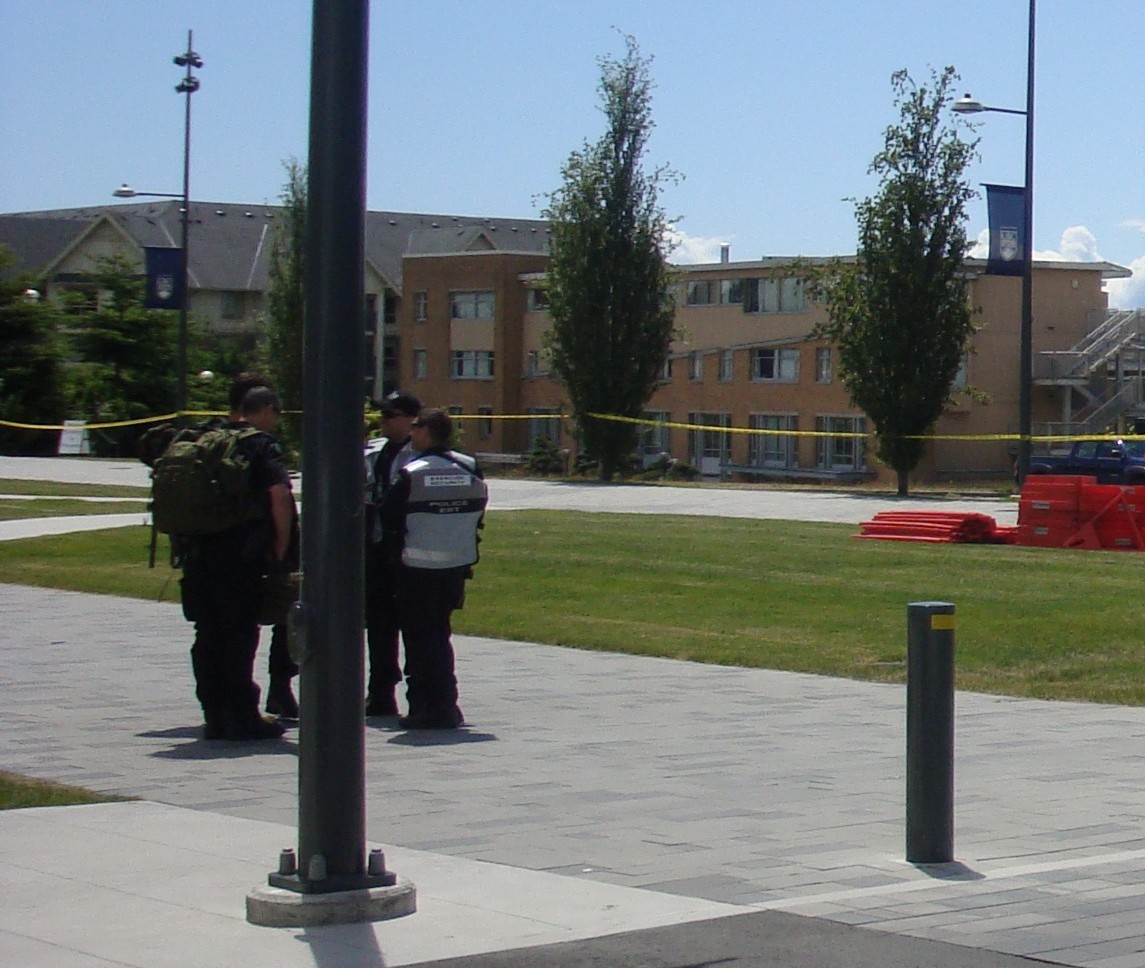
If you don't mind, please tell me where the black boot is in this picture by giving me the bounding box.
[223,709,286,741]
[265,678,298,719]
[365,686,398,718]
[203,708,225,741]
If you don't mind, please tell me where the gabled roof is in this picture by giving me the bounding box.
[0,215,90,278]
[1,201,552,292]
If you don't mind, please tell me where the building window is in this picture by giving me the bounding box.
[744,277,807,314]
[451,349,495,379]
[413,291,427,322]
[527,288,550,312]
[687,413,731,474]
[661,357,673,381]
[686,280,715,306]
[688,350,703,381]
[413,348,427,380]
[780,277,806,312]
[477,406,494,440]
[816,415,867,471]
[221,291,244,319]
[815,347,833,384]
[952,351,969,389]
[525,350,540,377]
[640,411,671,464]
[526,409,562,452]
[750,414,798,469]
[719,279,743,305]
[450,290,495,319]
[751,348,800,382]
[719,350,733,382]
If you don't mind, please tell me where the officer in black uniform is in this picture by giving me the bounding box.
[364,390,421,717]
[180,386,295,741]
[381,407,487,729]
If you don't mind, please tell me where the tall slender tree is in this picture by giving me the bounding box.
[0,247,66,454]
[543,35,677,481]
[813,67,979,496]
[260,158,307,453]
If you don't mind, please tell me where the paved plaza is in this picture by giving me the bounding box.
[5,456,1145,967]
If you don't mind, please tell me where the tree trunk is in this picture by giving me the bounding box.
[896,467,910,496]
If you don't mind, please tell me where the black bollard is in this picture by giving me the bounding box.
[905,601,955,864]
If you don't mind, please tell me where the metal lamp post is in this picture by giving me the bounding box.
[954,0,1036,483]
[113,30,201,421]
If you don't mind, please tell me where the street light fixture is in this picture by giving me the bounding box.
[954,0,1036,483]
[112,31,202,422]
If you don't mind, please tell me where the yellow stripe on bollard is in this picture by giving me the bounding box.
[930,614,956,631]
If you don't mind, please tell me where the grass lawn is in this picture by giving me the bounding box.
[0,477,148,521]
[0,498,147,521]
[0,510,1143,705]
[0,770,128,809]
[0,478,150,498]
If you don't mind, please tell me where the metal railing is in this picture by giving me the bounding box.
[1038,310,1145,381]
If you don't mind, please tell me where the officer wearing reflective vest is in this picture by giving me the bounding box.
[381,407,488,729]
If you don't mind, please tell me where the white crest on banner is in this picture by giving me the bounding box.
[155,275,175,301]
[999,227,1019,262]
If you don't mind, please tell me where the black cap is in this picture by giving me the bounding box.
[380,390,421,417]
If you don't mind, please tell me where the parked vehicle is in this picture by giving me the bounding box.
[1028,439,1145,484]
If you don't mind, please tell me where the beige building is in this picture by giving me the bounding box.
[2,202,1135,485]
[399,249,1133,486]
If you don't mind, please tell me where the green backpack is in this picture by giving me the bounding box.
[150,425,263,536]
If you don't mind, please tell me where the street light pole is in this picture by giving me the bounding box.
[173,30,203,422]
[1019,0,1036,484]
[954,0,1036,483]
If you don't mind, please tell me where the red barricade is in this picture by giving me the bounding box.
[1017,476,1145,551]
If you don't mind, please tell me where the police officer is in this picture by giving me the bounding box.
[381,407,487,729]
[364,390,421,716]
[181,386,295,741]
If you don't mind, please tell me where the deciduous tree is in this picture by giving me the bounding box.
[0,247,66,454]
[64,253,177,455]
[813,67,978,495]
[543,35,677,481]
[260,158,307,454]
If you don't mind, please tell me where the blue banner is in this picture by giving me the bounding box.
[984,184,1026,277]
[143,246,185,309]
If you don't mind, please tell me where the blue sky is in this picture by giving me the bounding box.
[3,1,1143,306]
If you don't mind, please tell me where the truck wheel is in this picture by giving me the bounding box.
[1125,471,1145,486]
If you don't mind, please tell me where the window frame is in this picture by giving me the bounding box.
[450,349,495,379]
[815,415,867,471]
[450,290,495,320]
[751,347,800,382]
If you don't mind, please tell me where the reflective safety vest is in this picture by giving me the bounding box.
[401,450,488,569]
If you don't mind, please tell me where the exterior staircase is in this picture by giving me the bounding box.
[1035,309,1145,442]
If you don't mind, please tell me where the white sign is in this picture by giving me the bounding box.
[57,420,91,456]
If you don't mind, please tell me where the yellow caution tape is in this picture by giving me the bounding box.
[5,407,1144,445]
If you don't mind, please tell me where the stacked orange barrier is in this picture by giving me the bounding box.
[856,511,1017,544]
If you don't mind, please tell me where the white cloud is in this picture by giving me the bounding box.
[971,224,1144,309]
[1106,257,1145,309]
[666,229,727,264]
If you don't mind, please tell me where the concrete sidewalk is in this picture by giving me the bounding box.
[5,457,1134,967]
[4,580,1145,967]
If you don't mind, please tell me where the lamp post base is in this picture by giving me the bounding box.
[246,877,416,927]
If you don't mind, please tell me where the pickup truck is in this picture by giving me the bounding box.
[1029,439,1145,484]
